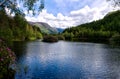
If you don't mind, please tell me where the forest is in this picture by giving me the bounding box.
[62,10,120,45]
[0,10,42,42]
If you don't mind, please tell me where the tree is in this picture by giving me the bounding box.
[0,0,44,15]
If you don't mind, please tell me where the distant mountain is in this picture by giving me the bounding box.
[56,28,64,33]
[29,22,58,34]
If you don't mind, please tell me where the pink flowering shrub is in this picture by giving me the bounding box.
[0,39,16,79]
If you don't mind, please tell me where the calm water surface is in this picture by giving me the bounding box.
[13,40,120,79]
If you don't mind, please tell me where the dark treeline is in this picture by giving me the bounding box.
[0,10,42,42]
[62,10,120,44]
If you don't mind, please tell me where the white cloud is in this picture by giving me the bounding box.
[25,0,119,29]
[25,9,75,28]
[70,5,90,16]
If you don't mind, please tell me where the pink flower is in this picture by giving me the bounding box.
[0,58,4,61]
[6,47,11,51]
[9,54,12,57]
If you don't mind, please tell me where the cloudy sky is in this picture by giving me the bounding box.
[25,0,119,28]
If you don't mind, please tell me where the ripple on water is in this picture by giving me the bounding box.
[14,41,120,79]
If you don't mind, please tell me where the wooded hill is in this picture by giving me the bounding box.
[62,10,120,43]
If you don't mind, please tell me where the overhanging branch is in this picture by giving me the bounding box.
[0,0,7,6]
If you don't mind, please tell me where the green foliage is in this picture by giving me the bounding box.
[0,10,43,41]
[12,27,25,41]
[0,10,10,28]
[57,35,65,40]
[0,28,13,41]
[0,39,16,79]
[62,10,120,43]
[110,34,120,46]
[14,14,27,29]
[25,24,43,40]
[63,31,74,40]
[36,31,43,39]
[43,35,58,42]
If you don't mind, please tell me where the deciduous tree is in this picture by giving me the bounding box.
[0,0,44,15]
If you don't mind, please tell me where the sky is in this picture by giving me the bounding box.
[25,0,119,28]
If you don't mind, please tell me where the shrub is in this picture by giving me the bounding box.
[36,32,43,39]
[110,34,120,46]
[43,35,58,42]
[0,39,16,79]
[0,28,13,41]
[57,35,65,40]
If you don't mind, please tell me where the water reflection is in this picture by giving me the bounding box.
[14,40,120,79]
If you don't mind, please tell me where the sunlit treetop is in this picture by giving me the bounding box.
[0,0,44,16]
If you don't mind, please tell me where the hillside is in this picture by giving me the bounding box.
[29,22,58,34]
[62,10,120,42]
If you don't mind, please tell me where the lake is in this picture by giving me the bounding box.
[13,40,120,79]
